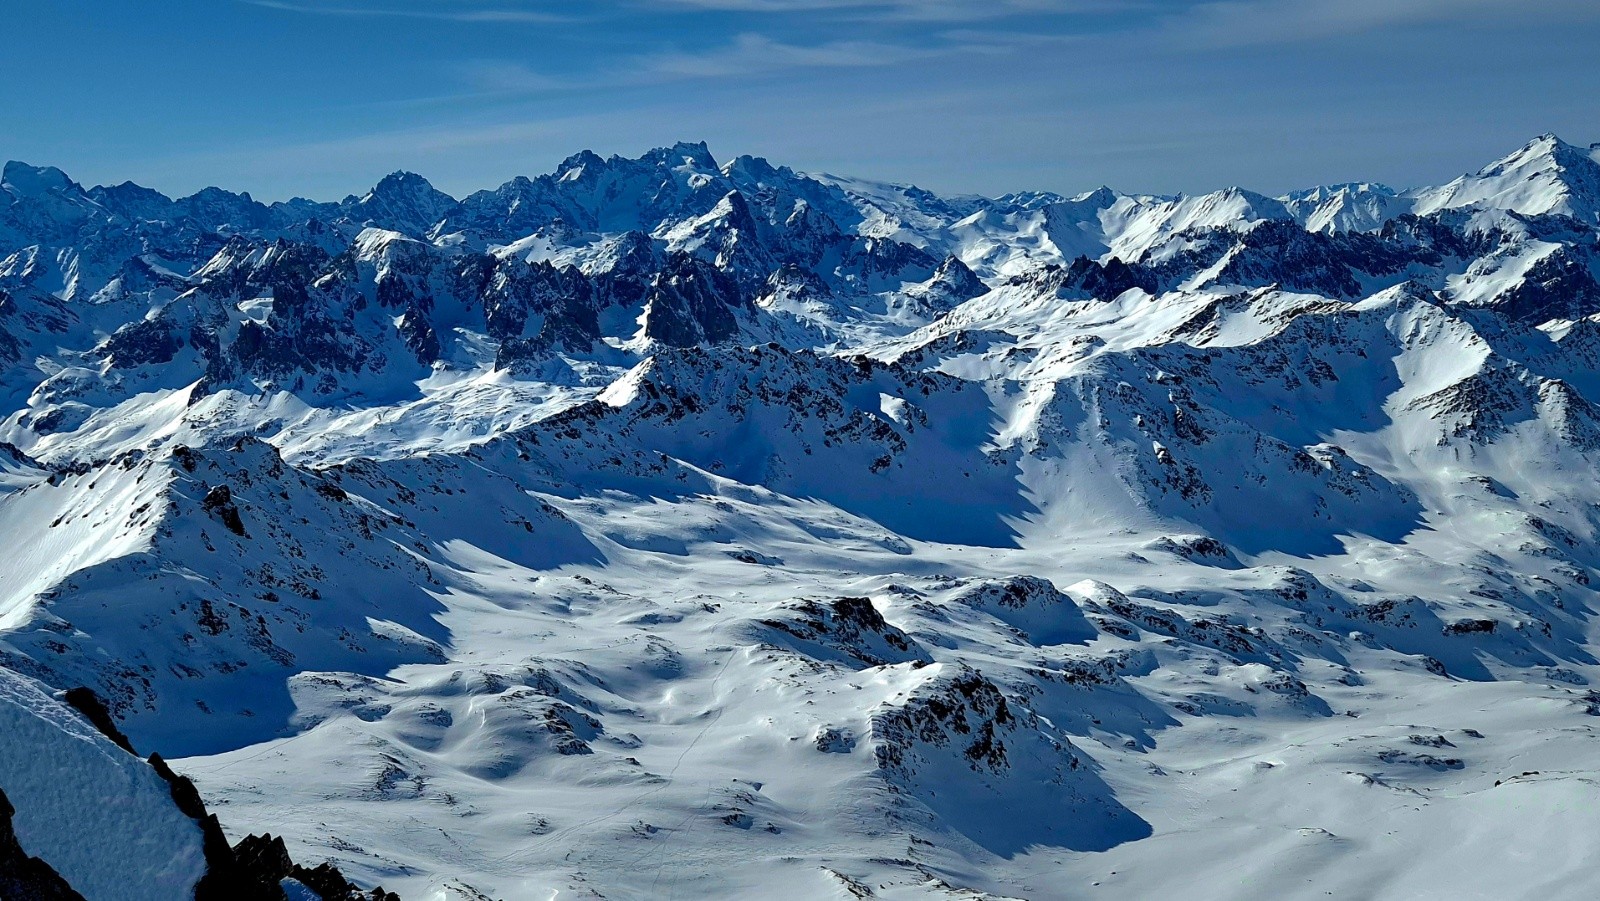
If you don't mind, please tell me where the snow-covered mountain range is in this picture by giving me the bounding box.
[5,133,1600,899]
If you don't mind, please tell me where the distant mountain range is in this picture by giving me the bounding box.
[4,133,1600,899]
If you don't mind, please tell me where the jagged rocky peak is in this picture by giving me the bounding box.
[2,160,83,198]
[645,139,719,170]
[1281,182,1404,233]
[173,185,274,230]
[720,152,785,182]
[640,252,749,346]
[0,161,101,246]
[354,170,459,236]
[486,255,601,361]
[554,148,606,181]
[558,141,719,185]
[87,179,176,222]
[928,254,986,297]
[362,169,450,203]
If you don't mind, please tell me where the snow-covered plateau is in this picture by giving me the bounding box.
[4,134,1600,898]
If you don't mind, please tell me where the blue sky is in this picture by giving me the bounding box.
[4,0,1598,201]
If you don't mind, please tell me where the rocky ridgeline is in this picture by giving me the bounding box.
[0,675,398,900]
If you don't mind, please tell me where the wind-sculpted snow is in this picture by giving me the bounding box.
[0,670,206,900]
[945,576,1098,647]
[4,135,1600,898]
[753,595,933,668]
[518,343,1034,547]
[867,662,1151,857]
[0,437,461,755]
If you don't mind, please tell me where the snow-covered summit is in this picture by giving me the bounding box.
[1409,133,1600,223]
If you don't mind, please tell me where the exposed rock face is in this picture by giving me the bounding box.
[0,789,83,901]
[948,576,1098,646]
[759,596,931,668]
[43,686,403,901]
[641,253,750,346]
[231,834,400,901]
[871,667,1022,779]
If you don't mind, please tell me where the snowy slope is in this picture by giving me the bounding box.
[0,670,206,901]
[3,135,1600,899]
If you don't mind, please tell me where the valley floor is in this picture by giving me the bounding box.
[175,500,1600,901]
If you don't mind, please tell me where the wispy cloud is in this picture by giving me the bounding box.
[646,0,1119,22]
[445,31,948,100]
[1159,0,1600,47]
[247,0,1117,26]
[240,0,573,24]
[642,33,923,77]
[456,61,571,94]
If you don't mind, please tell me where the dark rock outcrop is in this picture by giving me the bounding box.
[0,789,83,901]
[51,688,403,901]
